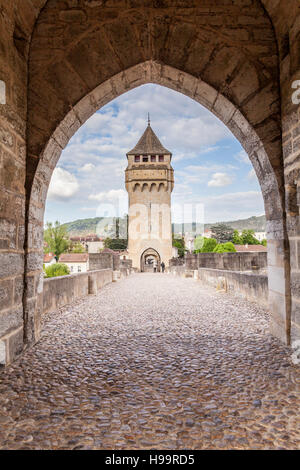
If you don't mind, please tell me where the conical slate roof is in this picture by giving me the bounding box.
[127,124,171,156]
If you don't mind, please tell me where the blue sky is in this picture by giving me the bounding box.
[45,84,264,225]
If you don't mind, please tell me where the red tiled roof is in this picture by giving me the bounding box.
[101,248,119,254]
[70,235,103,242]
[44,253,55,263]
[59,253,89,263]
[234,245,267,252]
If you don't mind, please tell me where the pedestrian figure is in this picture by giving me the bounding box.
[153,260,157,273]
[161,261,165,273]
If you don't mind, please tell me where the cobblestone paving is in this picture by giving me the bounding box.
[0,274,299,450]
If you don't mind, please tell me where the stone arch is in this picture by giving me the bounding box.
[133,183,141,192]
[25,61,290,347]
[158,183,165,193]
[3,0,300,364]
[150,183,157,192]
[141,183,149,192]
[140,248,161,273]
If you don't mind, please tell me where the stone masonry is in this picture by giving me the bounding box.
[126,121,174,270]
[0,274,299,450]
[0,1,300,364]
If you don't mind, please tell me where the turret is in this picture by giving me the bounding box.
[125,118,174,272]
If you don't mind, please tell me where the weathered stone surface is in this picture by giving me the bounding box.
[43,269,113,314]
[0,307,23,338]
[0,279,14,311]
[0,254,24,279]
[7,327,24,363]
[0,0,299,364]
[0,274,299,450]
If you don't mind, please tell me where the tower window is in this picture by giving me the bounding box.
[151,155,156,162]
[143,156,148,162]
[134,156,140,162]
[159,155,164,162]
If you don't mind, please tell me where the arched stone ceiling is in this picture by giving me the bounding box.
[27,0,282,164]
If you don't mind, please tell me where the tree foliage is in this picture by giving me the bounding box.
[201,237,218,253]
[210,224,234,243]
[213,242,237,253]
[232,229,243,245]
[240,229,261,245]
[172,236,186,258]
[68,241,86,253]
[104,238,128,251]
[44,221,70,260]
[194,237,217,253]
[44,263,70,278]
[194,236,204,252]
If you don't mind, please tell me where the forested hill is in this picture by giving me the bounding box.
[61,217,105,236]
[205,215,266,231]
[61,214,266,237]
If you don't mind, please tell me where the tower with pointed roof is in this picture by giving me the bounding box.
[125,119,174,271]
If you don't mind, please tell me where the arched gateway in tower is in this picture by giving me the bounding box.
[125,120,174,272]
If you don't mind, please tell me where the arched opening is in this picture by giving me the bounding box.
[141,248,161,273]
[26,61,290,348]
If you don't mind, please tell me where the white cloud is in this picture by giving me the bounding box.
[47,167,79,201]
[88,189,128,218]
[81,163,96,172]
[247,168,256,180]
[204,191,264,222]
[235,149,250,165]
[208,172,233,187]
[89,189,127,202]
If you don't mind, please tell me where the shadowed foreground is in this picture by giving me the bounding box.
[0,274,299,450]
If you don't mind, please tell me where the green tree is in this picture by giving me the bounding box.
[172,236,186,258]
[44,263,70,278]
[195,237,217,253]
[261,239,267,247]
[232,229,243,245]
[210,224,234,243]
[68,241,86,253]
[104,238,128,251]
[201,237,218,253]
[213,242,236,253]
[194,236,204,252]
[44,221,70,261]
[241,229,261,245]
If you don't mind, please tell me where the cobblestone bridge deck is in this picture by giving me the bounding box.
[0,274,299,450]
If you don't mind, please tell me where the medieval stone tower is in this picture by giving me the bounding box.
[125,119,174,272]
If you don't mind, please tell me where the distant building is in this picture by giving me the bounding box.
[43,253,56,267]
[172,246,178,258]
[204,229,212,238]
[184,234,195,253]
[254,232,267,242]
[59,253,89,273]
[70,234,104,253]
[125,118,174,271]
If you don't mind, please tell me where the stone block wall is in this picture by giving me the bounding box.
[88,253,113,271]
[198,268,269,308]
[43,269,113,314]
[184,252,268,272]
[0,1,35,367]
